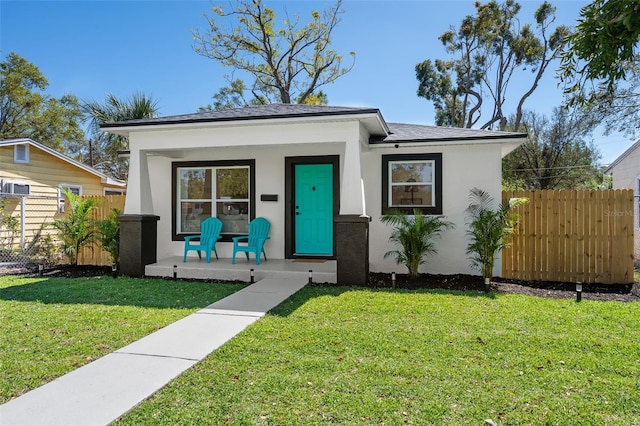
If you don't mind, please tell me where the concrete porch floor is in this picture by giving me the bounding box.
[146,256,337,284]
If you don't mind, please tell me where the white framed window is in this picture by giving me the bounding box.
[14,144,29,164]
[104,188,125,195]
[173,160,255,240]
[58,184,82,213]
[382,153,442,214]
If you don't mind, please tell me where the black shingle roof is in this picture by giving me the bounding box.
[378,123,526,143]
[101,104,381,128]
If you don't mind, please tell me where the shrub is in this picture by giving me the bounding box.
[381,208,454,277]
[97,208,121,264]
[465,187,527,284]
[51,190,100,265]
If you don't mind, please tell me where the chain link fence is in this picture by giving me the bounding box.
[0,193,64,273]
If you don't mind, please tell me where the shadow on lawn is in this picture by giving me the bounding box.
[0,276,245,309]
[269,283,496,317]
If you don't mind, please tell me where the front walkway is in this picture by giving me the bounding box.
[0,278,308,426]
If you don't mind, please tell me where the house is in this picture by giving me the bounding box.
[605,139,640,262]
[102,104,526,281]
[0,138,126,253]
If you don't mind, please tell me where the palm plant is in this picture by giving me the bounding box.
[381,209,454,277]
[465,187,528,286]
[97,208,121,265]
[82,92,159,180]
[51,189,100,265]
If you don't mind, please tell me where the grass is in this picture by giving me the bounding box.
[116,286,640,425]
[0,275,244,403]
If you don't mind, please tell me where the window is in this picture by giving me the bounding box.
[172,160,255,241]
[104,189,125,195]
[14,144,29,163]
[58,184,82,213]
[382,153,442,214]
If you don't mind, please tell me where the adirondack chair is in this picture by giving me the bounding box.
[231,217,271,265]
[183,217,223,263]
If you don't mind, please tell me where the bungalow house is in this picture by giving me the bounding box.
[0,138,126,254]
[102,104,526,282]
[605,139,640,262]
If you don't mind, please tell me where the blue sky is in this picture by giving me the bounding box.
[1,0,631,164]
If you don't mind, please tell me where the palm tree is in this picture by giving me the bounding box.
[83,92,159,180]
[465,188,528,288]
[381,209,454,277]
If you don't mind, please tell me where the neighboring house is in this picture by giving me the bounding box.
[103,104,526,279]
[605,139,640,262]
[0,138,126,252]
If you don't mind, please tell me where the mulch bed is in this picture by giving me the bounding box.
[9,265,640,302]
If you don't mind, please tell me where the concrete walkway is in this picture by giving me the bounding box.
[1,278,307,426]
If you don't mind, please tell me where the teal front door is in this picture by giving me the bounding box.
[294,164,333,255]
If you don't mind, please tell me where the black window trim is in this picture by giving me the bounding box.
[172,159,256,242]
[382,153,443,215]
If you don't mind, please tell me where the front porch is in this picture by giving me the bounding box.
[145,257,337,284]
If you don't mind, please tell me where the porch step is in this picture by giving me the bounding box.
[145,257,337,284]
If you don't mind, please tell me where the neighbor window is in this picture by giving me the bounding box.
[173,160,255,241]
[14,144,29,164]
[58,184,82,213]
[382,153,442,214]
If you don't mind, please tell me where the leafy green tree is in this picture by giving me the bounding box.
[416,0,569,131]
[502,108,601,190]
[192,0,354,105]
[51,189,100,266]
[380,209,454,278]
[560,0,640,92]
[83,92,159,180]
[560,1,640,138]
[465,188,527,287]
[97,208,121,264]
[0,52,85,152]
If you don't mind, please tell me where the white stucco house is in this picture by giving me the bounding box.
[605,139,640,262]
[102,104,526,280]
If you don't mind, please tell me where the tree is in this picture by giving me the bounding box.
[380,209,454,278]
[465,187,527,288]
[502,108,602,190]
[560,0,640,92]
[83,92,159,180]
[51,189,100,266]
[0,52,85,152]
[415,0,569,131]
[192,0,354,105]
[560,0,640,139]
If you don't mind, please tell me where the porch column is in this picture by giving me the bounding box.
[339,139,365,215]
[124,149,154,215]
[119,149,159,277]
[335,138,370,285]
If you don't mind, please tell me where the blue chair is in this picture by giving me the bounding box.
[232,217,271,265]
[183,217,223,263]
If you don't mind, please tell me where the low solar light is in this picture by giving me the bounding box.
[576,283,582,302]
[38,264,44,277]
[173,265,177,280]
[392,271,396,289]
[112,262,117,278]
[250,268,255,283]
[308,270,313,285]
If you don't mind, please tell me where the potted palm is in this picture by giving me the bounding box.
[381,208,454,278]
[465,188,527,291]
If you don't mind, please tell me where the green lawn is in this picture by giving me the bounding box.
[0,275,244,403]
[117,286,640,425]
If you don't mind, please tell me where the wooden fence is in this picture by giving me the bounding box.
[502,190,635,284]
[72,195,126,266]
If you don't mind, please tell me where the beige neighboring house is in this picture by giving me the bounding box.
[605,139,640,263]
[0,138,126,253]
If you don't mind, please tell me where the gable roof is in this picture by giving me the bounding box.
[604,139,640,174]
[0,138,126,187]
[101,103,526,144]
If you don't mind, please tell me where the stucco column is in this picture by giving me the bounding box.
[119,149,159,277]
[340,139,365,215]
[124,149,154,215]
